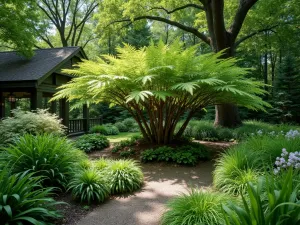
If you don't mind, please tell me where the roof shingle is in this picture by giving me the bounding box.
[0,47,81,82]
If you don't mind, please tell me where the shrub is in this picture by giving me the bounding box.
[119,148,135,158]
[68,169,110,204]
[89,125,108,135]
[217,128,234,141]
[0,168,61,224]
[223,169,300,225]
[0,134,85,188]
[141,143,209,166]
[75,134,109,152]
[192,121,219,141]
[162,189,235,225]
[104,124,120,135]
[114,121,129,132]
[122,118,136,129]
[111,135,142,153]
[0,108,65,146]
[89,124,120,135]
[106,159,143,194]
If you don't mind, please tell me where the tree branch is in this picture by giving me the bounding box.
[107,16,210,45]
[148,3,204,14]
[235,25,279,47]
[229,0,258,42]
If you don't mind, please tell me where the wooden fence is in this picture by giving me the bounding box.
[68,117,102,135]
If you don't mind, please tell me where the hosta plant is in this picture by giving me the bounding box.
[0,134,85,188]
[0,168,62,224]
[106,159,143,194]
[53,41,269,144]
[75,134,109,152]
[68,169,110,204]
[162,189,235,225]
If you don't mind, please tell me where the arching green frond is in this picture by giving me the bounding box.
[125,90,154,103]
[171,82,200,95]
[52,41,269,144]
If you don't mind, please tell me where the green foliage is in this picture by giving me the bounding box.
[0,0,38,57]
[94,158,111,170]
[68,169,110,204]
[162,189,235,225]
[0,108,65,147]
[75,134,109,152]
[270,55,300,123]
[0,134,85,188]
[141,143,209,166]
[213,134,300,195]
[89,125,108,134]
[111,134,142,153]
[106,160,143,194]
[122,118,136,129]
[89,124,120,135]
[53,41,269,144]
[119,148,136,158]
[114,121,129,132]
[0,168,61,224]
[222,169,300,225]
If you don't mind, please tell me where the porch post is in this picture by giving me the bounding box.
[31,90,43,110]
[0,92,4,118]
[83,104,89,133]
[50,100,57,114]
[59,98,69,129]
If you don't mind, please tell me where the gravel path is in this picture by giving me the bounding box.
[76,161,214,225]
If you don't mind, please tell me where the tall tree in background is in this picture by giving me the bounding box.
[37,0,98,48]
[270,55,300,123]
[97,0,280,127]
[0,0,39,57]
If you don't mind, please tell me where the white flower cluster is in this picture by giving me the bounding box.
[274,148,300,175]
[285,129,300,139]
[250,129,300,139]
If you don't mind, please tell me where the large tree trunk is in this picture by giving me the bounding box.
[214,104,241,127]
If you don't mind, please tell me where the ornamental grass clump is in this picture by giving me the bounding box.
[0,168,62,224]
[0,134,85,188]
[106,159,143,194]
[162,189,235,225]
[68,168,110,204]
[213,147,260,195]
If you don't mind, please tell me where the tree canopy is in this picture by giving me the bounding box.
[0,0,39,57]
[53,41,269,144]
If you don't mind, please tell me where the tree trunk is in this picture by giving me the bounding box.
[212,39,242,127]
[214,104,241,127]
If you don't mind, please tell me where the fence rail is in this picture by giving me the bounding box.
[68,117,102,134]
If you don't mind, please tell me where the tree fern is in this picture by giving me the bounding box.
[53,41,270,144]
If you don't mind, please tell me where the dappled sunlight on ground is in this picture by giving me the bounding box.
[76,162,214,225]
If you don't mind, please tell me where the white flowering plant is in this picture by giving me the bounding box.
[274,148,300,175]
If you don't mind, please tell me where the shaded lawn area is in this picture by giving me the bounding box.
[107,132,141,143]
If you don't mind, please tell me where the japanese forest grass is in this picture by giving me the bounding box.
[213,134,300,195]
